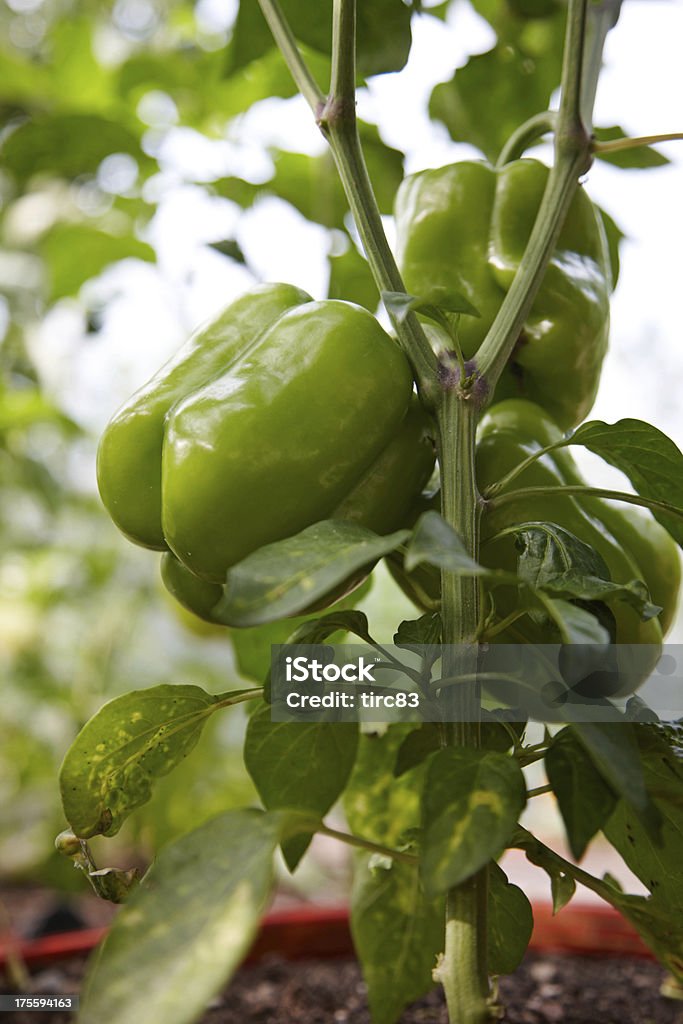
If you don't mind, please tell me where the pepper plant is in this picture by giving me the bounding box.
[50,1,683,1023]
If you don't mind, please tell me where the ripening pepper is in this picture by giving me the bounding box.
[389,400,680,657]
[97,284,435,596]
[395,159,611,428]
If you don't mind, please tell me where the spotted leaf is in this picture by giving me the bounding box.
[59,684,241,837]
[421,748,526,895]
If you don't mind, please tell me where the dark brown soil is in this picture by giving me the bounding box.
[2,952,682,1023]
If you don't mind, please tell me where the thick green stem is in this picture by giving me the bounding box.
[434,395,490,1023]
[436,396,481,724]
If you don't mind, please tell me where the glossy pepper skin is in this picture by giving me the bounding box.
[159,397,434,622]
[389,401,679,656]
[98,286,435,589]
[97,283,310,550]
[395,159,611,429]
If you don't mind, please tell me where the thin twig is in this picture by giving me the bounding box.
[319,824,418,865]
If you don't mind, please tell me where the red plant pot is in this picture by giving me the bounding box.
[0,900,653,971]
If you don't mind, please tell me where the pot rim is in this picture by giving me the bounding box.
[0,900,653,970]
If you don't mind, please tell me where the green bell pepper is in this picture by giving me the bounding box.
[159,396,434,622]
[98,285,435,594]
[97,283,310,550]
[395,159,611,428]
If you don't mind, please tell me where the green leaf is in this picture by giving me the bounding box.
[597,205,625,288]
[604,727,683,908]
[394,724,440,777]
[515,829,683,978]
[0,389,80,433]
[429,22,563,161]
[328,240,378,311]
[506,0,563,15]
[40,224,155,301]
[568,419,683,546]
[514,522,659,620]
[421,748,526,895]
[405,511,489,576]
[488,862,534,975]
[481,711,527,753]
[226,0,413,78]
[287,609,373,644]
[222,49,325,117]
[0,46,52,106]
[117,47,223,125]
[529,595,611,645]
[78,810,311,1024]
[213,520,408,627]
[422,0,450,19]
[49,18,114,113]
[210,175,261,207]
[383,287,481,324]
[394,612,442,648]
[230,580,373,681]
[208,239,246,264]
[549,868,576,914]
[351,856,444,1024]
[271,126,403,227]
[607,891,683,979]
[345,725,425,846]
[593,126,670,169]
[262,605,373,700]
[571,722,655,822]
[545,727,618,859]
[2,114,144,184]
[120,42,320,124]
[270,150,348,228]
[231,619,308,683]
[244,703,357,869]
[85,866,140,904]
[548,576,656,618]
[515,521,610,584]
[393,612,442,679]
[59,684,230,838]
[392,709,518,776]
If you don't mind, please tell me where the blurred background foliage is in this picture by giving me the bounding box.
[0,0,677,888]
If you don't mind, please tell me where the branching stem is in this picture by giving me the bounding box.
[488,485,683,524]
[319,824,417,865]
